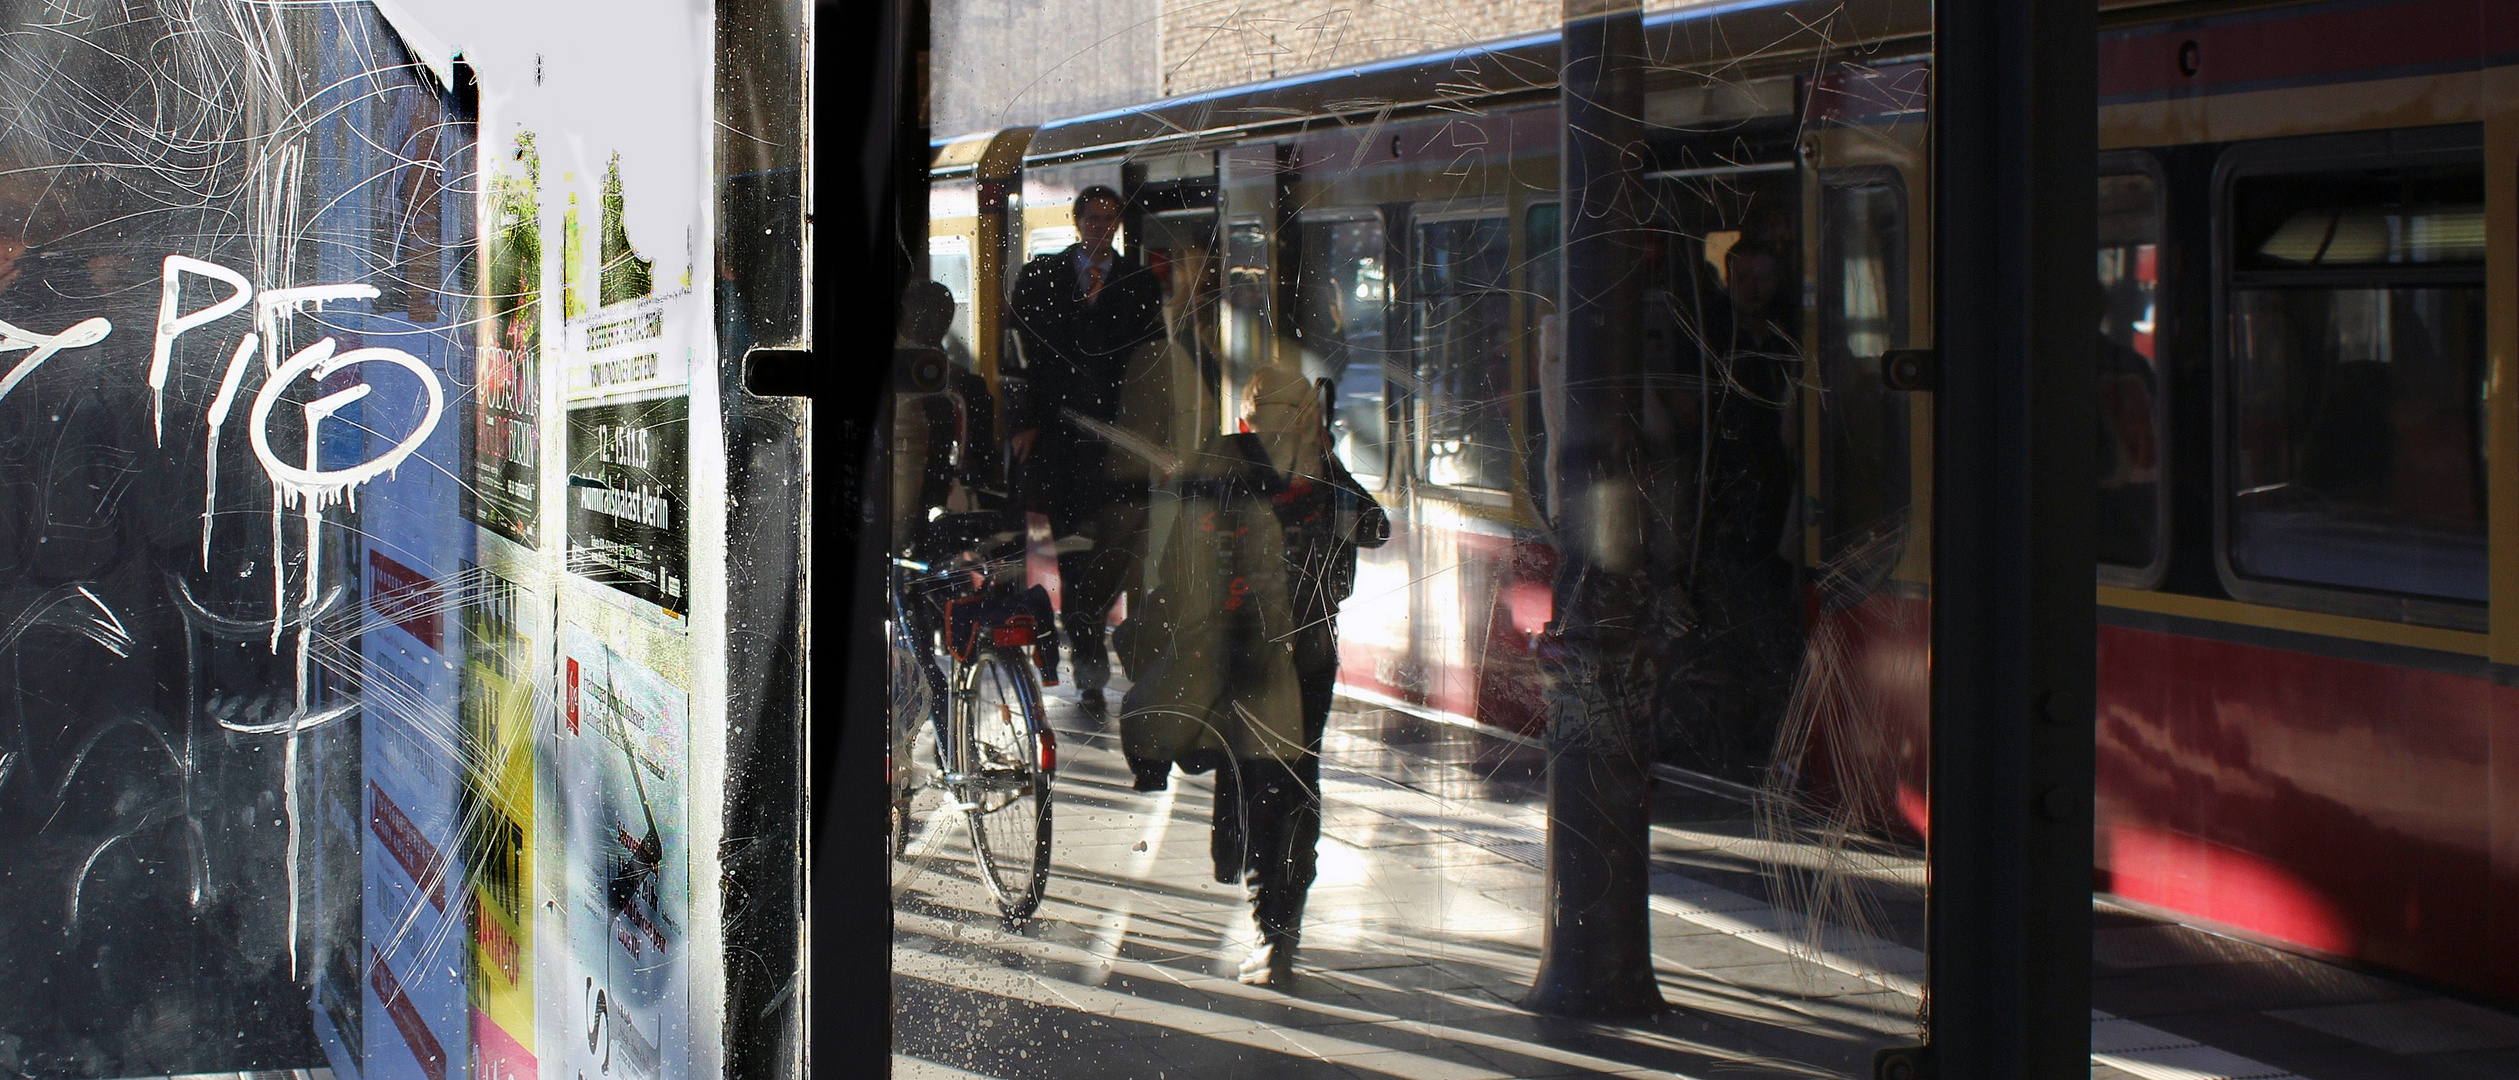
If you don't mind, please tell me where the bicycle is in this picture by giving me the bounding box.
[889,511,1058,924]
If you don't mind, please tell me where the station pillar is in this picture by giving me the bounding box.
[1524,0,1667,1020]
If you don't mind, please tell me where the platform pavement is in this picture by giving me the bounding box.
[892,684,2519,1079]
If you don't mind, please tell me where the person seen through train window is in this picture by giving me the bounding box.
[1008,184,1165,716]
[1635,216,1805,777]
[1118,364,1387,987]
[1724,224,1796,352]
[2096,285,2160,567]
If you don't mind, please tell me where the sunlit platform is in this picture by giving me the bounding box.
[891,689,2519,1080]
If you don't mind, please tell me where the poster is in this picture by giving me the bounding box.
[549,614,691,1080]
[351,70,476,1080]
[566,396,690,615]
[362,602,468,1080]
[462,564,541,1080]
[476,133,544,547]
[565,154,688,402]
[421,1,730,1076]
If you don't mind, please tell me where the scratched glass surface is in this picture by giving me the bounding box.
[0,1,473,1068]
[894,1,1935,1076]
[0,2,808,1079]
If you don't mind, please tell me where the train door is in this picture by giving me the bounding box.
[1289,210,1408,700]
[1637,162,1810,777]
[1800,116,1934,839]
[1404,204,1524,725]
[1218,144,1291,415]
[1293,213,1394,478]
[1812,165,1917,593]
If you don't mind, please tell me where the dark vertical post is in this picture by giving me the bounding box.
[1921,0,2095,1072]
[1525,0,1665,1019]
[807,0,914,1074]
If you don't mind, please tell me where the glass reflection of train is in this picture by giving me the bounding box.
[925,0,2519,1003]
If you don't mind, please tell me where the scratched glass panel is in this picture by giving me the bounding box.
[898,0,1934,1075]
[0,2,473,1070]
[0,2,803,1079]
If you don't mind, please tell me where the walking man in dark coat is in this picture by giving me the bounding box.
[1008,185,1165,715]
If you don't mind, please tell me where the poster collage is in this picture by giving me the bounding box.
[327,8,722,1080]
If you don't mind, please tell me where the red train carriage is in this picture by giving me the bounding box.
[926,0,2519,1004]
[2089,0,2519,999]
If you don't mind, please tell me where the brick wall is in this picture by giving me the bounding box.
[930,0,1162,136]
[932,0,1710,134]
[1158,0,1560,97]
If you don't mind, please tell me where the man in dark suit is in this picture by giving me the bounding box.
[1009,185,1165,715]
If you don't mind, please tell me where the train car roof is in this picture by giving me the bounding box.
[1017,0,1930,163]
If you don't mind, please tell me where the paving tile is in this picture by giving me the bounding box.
[891,1054,999,1080]
[1369,841,1518,870]
[1313,1048,1508,1080]
[2131,1008,2444,1080]
[2413,1045,2519,1078]
[1648,873,1771,913]
[2113,1044,2308,1079]
[1453,1040,1672,1079]
[1674,958,1897,1000]
[1142,1034,1373,1080]
[2269,996,2519,1055]
[1788,989,1925,1037]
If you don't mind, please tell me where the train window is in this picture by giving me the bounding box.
[1525,202,1563,313]
[1223,219,1271,410]
[2097,166,2166,583]
[1415,214,1516,491]
[1816,170,1912,572]
[1295,215,1392,482]
[929,233,977,362]
[2237,179,2486,269]
[2221,134,2487,616]
[1029,225,1080,257]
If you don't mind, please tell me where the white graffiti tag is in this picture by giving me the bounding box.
[248,337,447,506]
[2,255,445,566]
[0,316,114,402]
[1,254,448,981]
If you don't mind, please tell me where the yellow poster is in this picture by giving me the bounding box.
[461,562,540,1080]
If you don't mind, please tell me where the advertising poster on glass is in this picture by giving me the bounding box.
[479,133,546,550]
[566,396,691,617]
[349,71,480,1080]
[549,614,693,1080]
[462,563,543,1080]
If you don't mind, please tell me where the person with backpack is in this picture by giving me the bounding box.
[1118,363,1387,986]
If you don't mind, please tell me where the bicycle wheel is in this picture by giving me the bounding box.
[952,643,1051,922]
[888,599,942,859]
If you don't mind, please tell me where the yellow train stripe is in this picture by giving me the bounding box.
[2097,586,2490,658]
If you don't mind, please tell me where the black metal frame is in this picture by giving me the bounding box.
[1920,0,2097,1073]
[807,0,918,1074]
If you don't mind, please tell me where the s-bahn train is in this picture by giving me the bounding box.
[923,0,2519,1002]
